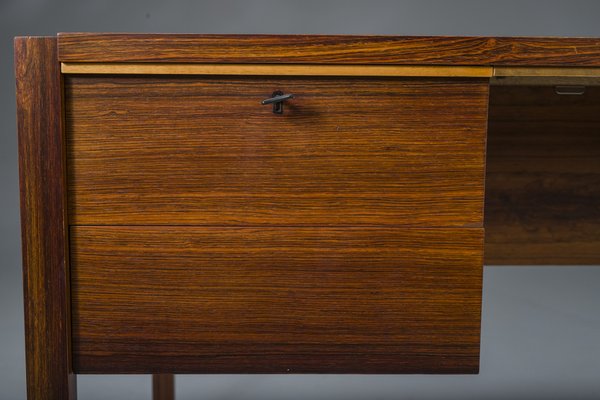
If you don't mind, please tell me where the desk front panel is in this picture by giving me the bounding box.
[64,73,488,374]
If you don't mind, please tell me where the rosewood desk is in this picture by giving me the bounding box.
[15,34,600,399]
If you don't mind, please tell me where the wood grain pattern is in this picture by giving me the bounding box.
[65,76,488,227]
[57,34,600,66]
[60,62,492,77]
[15,37,77,398]
[70,226,484,374]
[485,85,600,264]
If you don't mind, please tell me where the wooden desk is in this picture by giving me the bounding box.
[15,34,600,399]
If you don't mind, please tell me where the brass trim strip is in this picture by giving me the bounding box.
[493,67,600,77]
[492,67,600,85]
[61,62,493,78]
[61,64,600,80]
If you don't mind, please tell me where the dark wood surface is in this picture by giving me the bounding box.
[485,85,600,264]
[21,31,600,387]
[70,226,483,374]
[15,37,77,398]
[65,76,488,227]
[58,33,600,66]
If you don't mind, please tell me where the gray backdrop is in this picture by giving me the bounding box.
[2,1,600,399]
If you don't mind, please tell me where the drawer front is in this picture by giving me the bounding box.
[70,226,483,374]
[65,76,488,226]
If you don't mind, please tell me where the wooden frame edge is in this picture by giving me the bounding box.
[15,37,77,399]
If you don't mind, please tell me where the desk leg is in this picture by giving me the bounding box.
[153,374,175,400]
[16,36,77,399]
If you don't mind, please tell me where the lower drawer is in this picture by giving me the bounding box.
[70,226,483,374]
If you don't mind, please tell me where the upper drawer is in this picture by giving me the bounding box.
[65,76,488,226]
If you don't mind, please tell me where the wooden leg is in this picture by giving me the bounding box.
[16,37,77,399]
[153,374,175,400]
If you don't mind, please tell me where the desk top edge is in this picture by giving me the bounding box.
[48,33,600,66]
